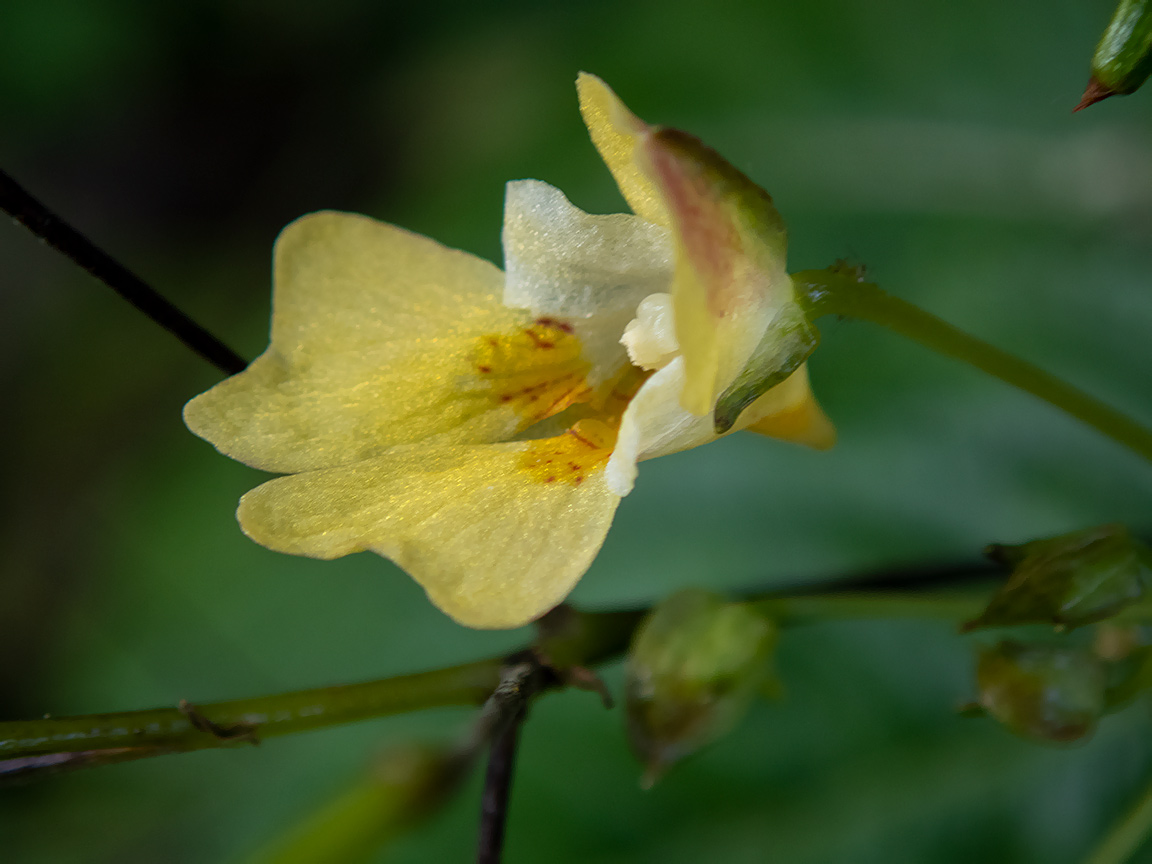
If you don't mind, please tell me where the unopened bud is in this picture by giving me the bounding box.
[625,589,777,787]
[963,524,1151,632]
[1075,0,1152,110]
[975,641,1107,744]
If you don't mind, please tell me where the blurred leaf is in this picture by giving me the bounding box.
[245,744,462,864]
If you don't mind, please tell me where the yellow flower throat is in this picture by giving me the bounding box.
[472,317,649,485]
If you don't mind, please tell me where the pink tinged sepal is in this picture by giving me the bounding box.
[638,127,806,420]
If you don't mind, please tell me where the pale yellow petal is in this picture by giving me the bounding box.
[501,179,672,383]
[743,364,836,450]
[185,211,551,474]
[237,441,621,629]
[576,73,669,226]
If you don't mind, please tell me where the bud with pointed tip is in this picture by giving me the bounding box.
[963,524,1152,632]
[624,589,778,787]
[976,641,1108,744]
[1076,0,1152,110]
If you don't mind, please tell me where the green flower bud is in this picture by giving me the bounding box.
[963,524,1151,632]
[976,641,1108,744]
[625,589,777,787]
[1076,0,1152,110]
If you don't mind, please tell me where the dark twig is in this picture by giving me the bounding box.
[474,656,551,864]
[821,556,998,593]
[0,167,247,375]
[478,721,523,864]
[0,746,172,784]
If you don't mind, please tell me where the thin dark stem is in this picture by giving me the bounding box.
[477,720,523,864]
[0,747,172,784]
[0,167,247,376]
[473,657,548,864]
[788,556,998,594]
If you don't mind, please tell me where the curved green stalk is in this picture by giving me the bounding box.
[0,658,503,761]
[1083,774,1152,864]
[792,268,1152,466]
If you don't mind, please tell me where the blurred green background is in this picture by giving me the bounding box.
[2,0,1151,861]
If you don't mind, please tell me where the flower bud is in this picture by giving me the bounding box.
[963,524,1151,632]
[625,589,777,787]
[1076,0,1152,110]
[976,641,1108,744]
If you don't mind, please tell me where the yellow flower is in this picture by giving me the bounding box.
[184,74,835,629]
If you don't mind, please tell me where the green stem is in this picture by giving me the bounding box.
[792,268,1152,466]
[0,591,987,774]
[1083,774,1152,864]
[0,657,502,760]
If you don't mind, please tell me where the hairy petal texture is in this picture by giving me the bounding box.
[238,441,621,629]
[185,212,537,473]
[576,73,669,227]
[502,179,672,385]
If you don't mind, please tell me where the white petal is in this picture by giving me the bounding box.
[502,180,673,381]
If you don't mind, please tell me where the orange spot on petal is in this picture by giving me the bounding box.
[472,317,593,427]
[519,419,617,486]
